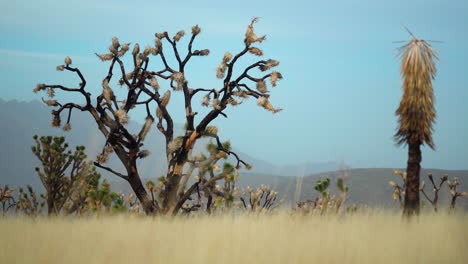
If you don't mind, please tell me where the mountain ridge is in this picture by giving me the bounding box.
[1,99,467,208]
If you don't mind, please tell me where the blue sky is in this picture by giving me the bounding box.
[1,0,467,169]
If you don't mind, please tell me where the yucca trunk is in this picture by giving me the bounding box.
[46,195,55,215]
[403,142,421,216]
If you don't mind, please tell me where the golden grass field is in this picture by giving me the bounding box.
[1,210,467,264]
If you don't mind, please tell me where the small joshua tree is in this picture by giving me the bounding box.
[236,185,283,212]
[184,141,243,214]
[143,141,246,214]
[84,179,127,214]
[32,135,100,215]
[297,177,349,214]
[392,171,467,211]
[15,185,45,216]
[394,30,439,216]
[0,185,16,216]
[389,170,406,208]
[447,177,468,210]
[314,178,331,198]
[34,18,283,215]
[64,161,101,215]
[419,173,448,212]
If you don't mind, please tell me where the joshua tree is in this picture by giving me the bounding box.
[447,177,468,210]
[0,185,16,215]
[32,135,101,215]
[33,18,283,215]
[419,173,448,212]
[297,177,348,214]
[389,170,406,208]
[314,178,331,198]
[393,171,467,212]
[84,179,127,214]
[142,140,242,214]
[394,30,438,216]
[237,185,282,212]
[15,185,45,216]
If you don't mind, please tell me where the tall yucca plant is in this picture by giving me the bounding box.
[395,31,438,216]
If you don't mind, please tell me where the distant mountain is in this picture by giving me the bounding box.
[1,99,466,209]
[232,156,342,177]
[254,168,468,208]
[107,168,468,209]
[0,99,339,189]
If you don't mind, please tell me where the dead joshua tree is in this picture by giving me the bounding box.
[34,18,283,215]
[419,173,448,212]
[447,177,468,210]
[394,29,439,216]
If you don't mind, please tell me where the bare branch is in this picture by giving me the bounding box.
[93,162,128,181]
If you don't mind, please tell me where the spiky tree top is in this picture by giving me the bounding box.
[34,17,282,169]
[395,35,438,148]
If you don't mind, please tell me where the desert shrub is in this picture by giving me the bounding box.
[235,185,283,213]
[296,177,353,214]
[15,185,45,216]
[296,177,349,215]
[389,170,467,211]
[83,180,128,215]
[141,140,251,214]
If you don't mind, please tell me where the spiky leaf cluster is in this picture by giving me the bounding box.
[395,37,438,148]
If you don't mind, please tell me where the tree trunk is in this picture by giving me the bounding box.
[47,195,55,216]
[450,196,457,210]
[162,162,185,215]
[403,142,421,216]
[128,168,157,215]
[206,195,213,214]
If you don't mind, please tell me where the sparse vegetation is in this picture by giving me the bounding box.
[236,185,283,212]
[1,8,467,263]
[297,176,349,214]
[15,185,44,216]
[389,170,467,211]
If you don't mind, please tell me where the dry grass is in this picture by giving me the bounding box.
[1,210,467,264]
